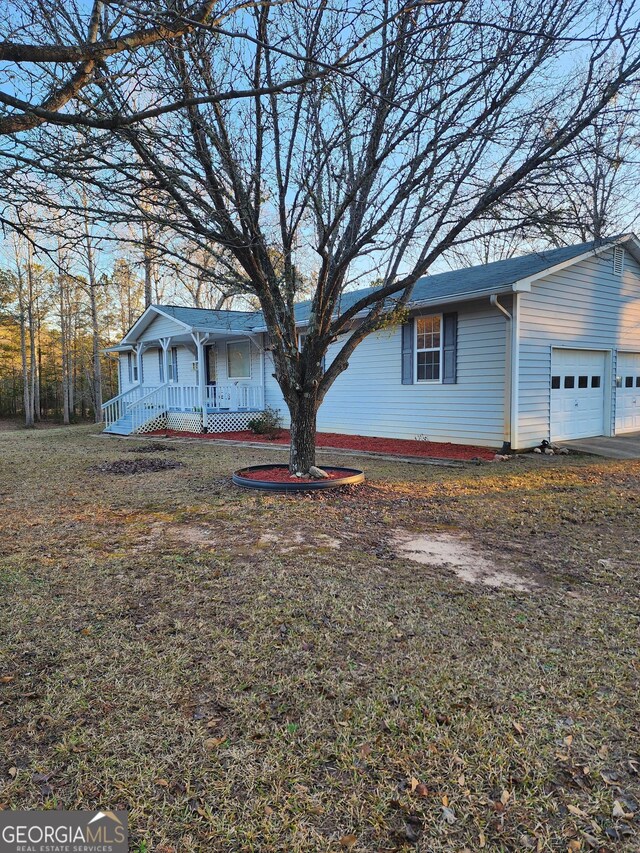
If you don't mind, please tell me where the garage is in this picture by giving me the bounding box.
[615,352,640,434]
[550,349,606,441]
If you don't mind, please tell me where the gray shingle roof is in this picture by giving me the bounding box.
[155,304,260,331]
[154,237,623,333]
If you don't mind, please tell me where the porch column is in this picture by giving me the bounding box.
[192,332,208,432]
[159,337,171,384]
[135,343,144,386]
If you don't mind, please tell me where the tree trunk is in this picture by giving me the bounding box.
[143,220,153,308]
[58,269,70,426]
[18,308,34,428]
[288,394,318,474]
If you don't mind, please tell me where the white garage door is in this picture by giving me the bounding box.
[615,352,640,434]
[551,349,606,441]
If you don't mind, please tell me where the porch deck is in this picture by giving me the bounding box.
[102,383,265,436]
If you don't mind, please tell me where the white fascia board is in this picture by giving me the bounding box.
[102,344,133,353]
[122,305,193,344]
[190,326,255,336]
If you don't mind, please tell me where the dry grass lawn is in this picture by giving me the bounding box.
[0,424,639,852]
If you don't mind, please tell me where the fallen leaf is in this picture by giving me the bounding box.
[339,835,357,849]
[478,830,486,848]
[457,774,466,787]
[567,804,588,818]
[612,800,633,819]
[154,778,169,787]
[512,721,525,735]
[204,737,226,750]
[0,676,15,684]
[410,777,420,793]
[441,794,449,807]
[565,735,574,747]
[264,805,273,816]
[8,767,17,778]
[501,790,511,805]
[597,745,608,760]
[567,840,582,851]
[414,783,430,798]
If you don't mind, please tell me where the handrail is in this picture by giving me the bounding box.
[126,382,169,412]
[127,384,169,433]
[102,384,142,428]
[102,384,140,408]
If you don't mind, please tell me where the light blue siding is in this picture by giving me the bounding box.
[517,248,640,447]
[266,301,507,447]
[138,312,187,341]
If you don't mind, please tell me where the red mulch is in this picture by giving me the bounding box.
[149,428,495,461]
[238,466,350,482]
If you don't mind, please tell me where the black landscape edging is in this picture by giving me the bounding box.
[232,464,365,491]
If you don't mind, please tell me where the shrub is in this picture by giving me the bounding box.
[247,406,283,439]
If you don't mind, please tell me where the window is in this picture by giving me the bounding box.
[551,376,561,389]
[578,375,588,388]
[168,347,179,382]
[128,352,138,383]
[625,376,634,388]
[158,348,165,383]
[564,376,575,389]
[636,377,640,388]
[415,315,442,382]
[591,376,601,388]
[227,340,251,379]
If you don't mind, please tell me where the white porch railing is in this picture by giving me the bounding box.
[127,384,169,433]
[103,382,264,431]
[102,384,156,429]
[167,384,199,411]
[205,383,264,411]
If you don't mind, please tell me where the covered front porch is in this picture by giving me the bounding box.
[102,381,265,435]
[102,306,268,435]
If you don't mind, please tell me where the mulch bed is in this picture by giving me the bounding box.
[238,466,352,482]
[150,429,495,461]
[88,458,184,475]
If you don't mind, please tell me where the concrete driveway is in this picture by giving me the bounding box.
[559,432,640,459]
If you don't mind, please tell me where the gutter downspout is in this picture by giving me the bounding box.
[490,294,516,453]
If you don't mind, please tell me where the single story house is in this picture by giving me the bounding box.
[103,234,640,449]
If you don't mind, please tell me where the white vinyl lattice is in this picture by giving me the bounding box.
[135,413,168,434]
[207,411,261,433]
[137,409,265,434]
[166,412,204,432]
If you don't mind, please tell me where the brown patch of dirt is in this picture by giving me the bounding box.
[88,458,184,475]
[392,528,535,591]
[258,528,342,551]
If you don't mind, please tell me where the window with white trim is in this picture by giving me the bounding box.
[227,340,251,379]
[415,315,442,382]
[168,347,179,382]
[127,352,138,383]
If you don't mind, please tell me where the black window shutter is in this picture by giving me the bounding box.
[401,319,414,384]
[442,312,458,384]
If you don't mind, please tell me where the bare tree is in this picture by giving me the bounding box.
[6,1,640,470]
